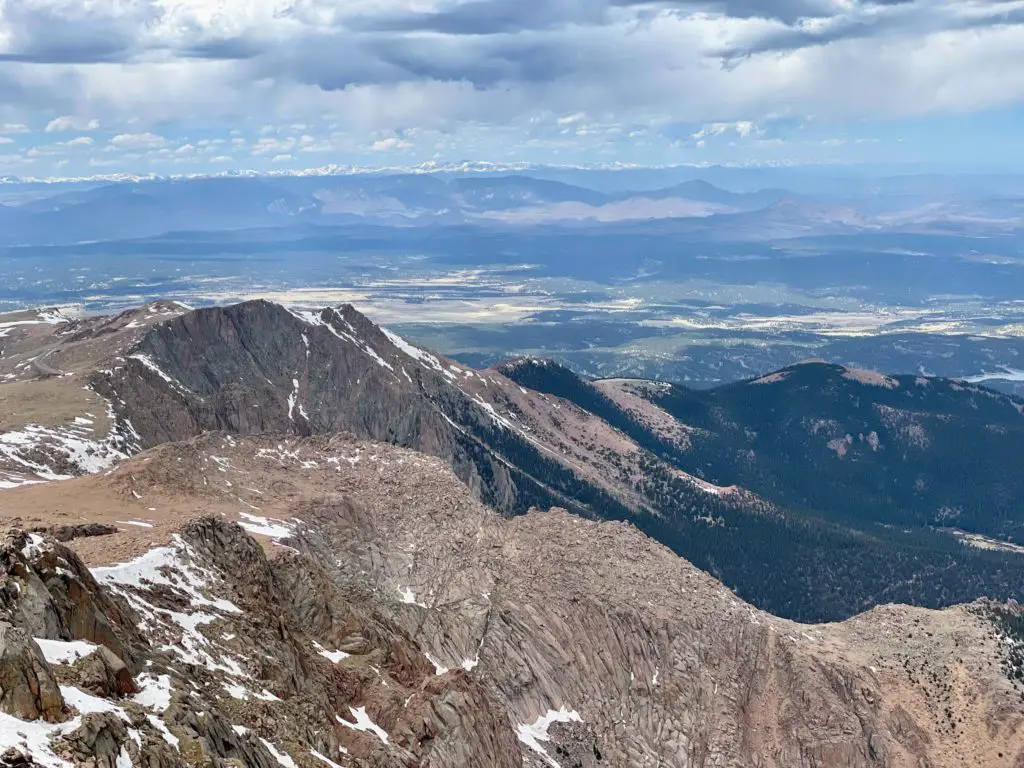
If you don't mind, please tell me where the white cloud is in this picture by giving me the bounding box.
[65,136,94,147]
[297,134,332,152]
[45,116,100,133]
[0,137,12,145]
[0,0,1018,173]
[271,153,293,162]
[370,136,413,152]
[0,152,33,167]
[691,121,762,141]
[109,132,167,149]
[251,137,297,156]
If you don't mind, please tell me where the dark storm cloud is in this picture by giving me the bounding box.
[0,1,154,64]
[1,0,1020,85]
[715,0,1024,58]
[352,0,916,36]
[248,30,581,92]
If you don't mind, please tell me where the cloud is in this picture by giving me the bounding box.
[0,0,155,64]
[251,137,297,156]
[714,0,1024,57]
[0,152,34,167]
[64,136,94,147]
[691,120,761,141]
[370,136,414,151]
[557,112,588,126]
[45,116,99,133]
[109,132,166,149]
[0,0,1020,175]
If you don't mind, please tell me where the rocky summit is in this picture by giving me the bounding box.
[0,300,1021,767]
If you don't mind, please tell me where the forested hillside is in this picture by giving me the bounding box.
[500,359,1024,621]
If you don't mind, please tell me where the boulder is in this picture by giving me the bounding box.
[59,713,128,768]
[0,622,64,722]
[73,646,137,698]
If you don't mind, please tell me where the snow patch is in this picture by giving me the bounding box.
[425,653,449,676]
[287,378,299,421]
[294,307,395,374]
[147,714,179,749]
[61,685,129,720]
[237,512,294,540]
[312,641,350,663]
[310,748,347,767]
[516,707,583,768]
[34,638,97,665]
[90,539,246,675]
[381,328,444,371]
[260,738,298,768]
[397,586,427,608]
[132,674,172,712]
[337,707,389,744]
[129,353,195,398]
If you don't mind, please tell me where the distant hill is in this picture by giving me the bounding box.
[617,178,789,210]
[0,174,808,245]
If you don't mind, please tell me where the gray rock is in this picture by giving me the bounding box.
[0,623,63,722]
[72,646,137,698]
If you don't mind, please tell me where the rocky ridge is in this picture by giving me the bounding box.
[0,433,1021,766]
[4,300,1024,625]
[0,301,1023,766]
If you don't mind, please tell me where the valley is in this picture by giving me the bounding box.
[4,171,1024,395]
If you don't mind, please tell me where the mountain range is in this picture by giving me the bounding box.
[0,299,1023,766]
[4,300,1024,626]
[0,171,1021,247]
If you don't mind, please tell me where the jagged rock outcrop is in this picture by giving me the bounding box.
[0,623,64,722]
[0,515,528,767]
[58,712,184,768]
[0,531,142,667]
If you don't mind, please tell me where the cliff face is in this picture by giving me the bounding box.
[89,301,719,520]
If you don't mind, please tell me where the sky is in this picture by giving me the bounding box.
[0,0,1023,179]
